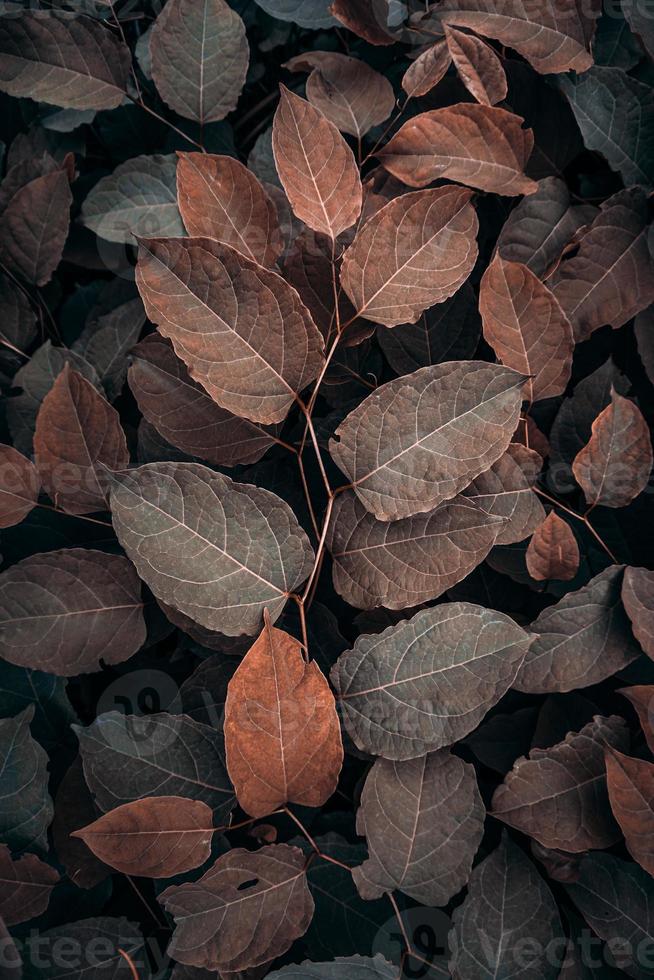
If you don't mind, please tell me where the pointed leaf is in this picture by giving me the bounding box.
[0,549,145,676]
[135,236,324,425]
[620,686,654,755]
[331,601,532,760]
[353,750,484,905]
[329,0,396,45]
[377,105,537,195]
[329,361,526,521]
[606,749,654,877]
[0,444,40,528]
[160,844,314,972]
[401,40,451,98]
[0,845,58,926]
[0,707,53,853]
[526,511,580,581]
[340,186,479,327]
[272,85,362,239]
[444,26,508,105]
[623,567,654,660]
[109,462,313,636]
[0,167,72,287]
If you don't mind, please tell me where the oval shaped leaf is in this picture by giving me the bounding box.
[444,26,508,105]
[0,444,40,528]
[526,511,580,582]
[402,39,451,98]
[623,566,654,660]
[0,844,59,926]
[606,748,654,877]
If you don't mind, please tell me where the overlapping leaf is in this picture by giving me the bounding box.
[623,566,654,659]
[444,26,507,105]
[0,444,40,528]
[606,749,654,876]
[0,846,59,926]
[0,707,53,853]
[526,511,580,581]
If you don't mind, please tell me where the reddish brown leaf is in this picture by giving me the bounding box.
[444,26,508,105]
[176,152,283,268]
[513,416,550,460]
[378,104,537,195]
[623,566,654,660]
[330,0,396,44]
[33,364,129,515]
[340,186,479,327]
[491,715,628,851]
[606,748,654,876]
[272,85,362,239]
[480,253,574,403]
[0,845,59,926]
[0,444,40,528]
[402,40,451,98]
[526,511,580,582]
[572,390,653,509]
[224,612,343,817]
[619,687,654,754]
[72,796,214,879]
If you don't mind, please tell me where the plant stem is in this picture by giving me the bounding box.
[126,93,206,152]
[118,949,140,980]
[533,486,618,563]
[35,502,114,529]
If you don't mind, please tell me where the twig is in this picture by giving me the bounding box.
[125,93,206,152]
[533,486,618,563]
[118,949,140,980]
[35,502,114,528]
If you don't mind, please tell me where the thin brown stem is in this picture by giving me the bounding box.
[283,806,319,852]
[216,810,284,835]
[295,451,321,540]
[533,486,618,563]
[124,875,168,930]
[118,949,140,980]
[387,892,449,977]
[360,98,410,167]
[126,93,205,151]
[302,495,334,604]
[290,592,310,660]
[35,502,114,528]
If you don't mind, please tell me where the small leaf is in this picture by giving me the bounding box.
[480,253,574,403]
[340,185,479,327]
[0,707,53,853]
[34,364,129,515]
[330,361,526,521]
[272,85,362,239]
[0,167,72,286]
[606,748,654,877]
[623,566,654,660]
[377,105,537,195]
[353,750,484,905]
[150,0,249,124]
[160,844,314,972]
[176,152,283,267]
[0,444,40,528]
[0,845,59,926]
[491,715,628,851]
[135,236,324,425]
[449,833,562,980]
[224,612,343,817]
[0,11,130,110]
[109,462,314,636]
[331,601,532,759]
[72,796,214,878]
[0,549,146,676]
[444,26,508,105]
[572,390,653,509]
[401,40,451,98]
[526,511,580,581]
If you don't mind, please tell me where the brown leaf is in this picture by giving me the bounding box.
[224,612,343,817]
[444,26,508,105]
[480,254,574,403]
[619,687,654,754]
[377,104,537,195]
[572,390,653,509]
[135,237,324,425]
[160,844,314,972]
[0,167,72,287]
[128,335,278,467]
[436,0,599,74]
[623,566,654,660]
[606,748,654,876]
[0,845,59,926]
[0,444,40,528]
[340,185,479,327]
[551,188,654,341]
[33,364,129,515]
[491,715,628,851]
[402,40,451,98]
[526,511,580,582]
[272,86,362,239]
[330,0,396,44]
[284,52,395,138]
[176,153,283,268]
[462,443,546,545]
[283,227,358,340]
[514,416,550,460]
[72,796,214,879]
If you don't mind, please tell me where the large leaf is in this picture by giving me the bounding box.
[515,565,640,693]
[0,166,72,287]
[150,0,249,123]
[0,549,146,676]
[339,186,479,327]
[76,710,235,821]
[72,796,214,879]
[0,11,130,110]
[81,154,184,245]
[377,105,537,195]
[526,511,580,582]
[0,845,59,926]
[329,361,526,521]
[272,86,362,239]
[0,707,53,853]
[606,749,654,877]
[491,715,628,851]
[224,613,343,817]
[551,188,654,342]
[623,567,654,660]
[0,444,40,528]
[327,491,505,610]
[572,390,653,509]
[449,833,562,980]
[135,237,324,425]
[479,253,574,403]
[558,67,654,189]
[160,844,314,972]
[353,750,485,905]
[109,462,314,636]
[331,601,532,759]
[128,335,278,467]
[435,0,598,74]
[267,959,396,980]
